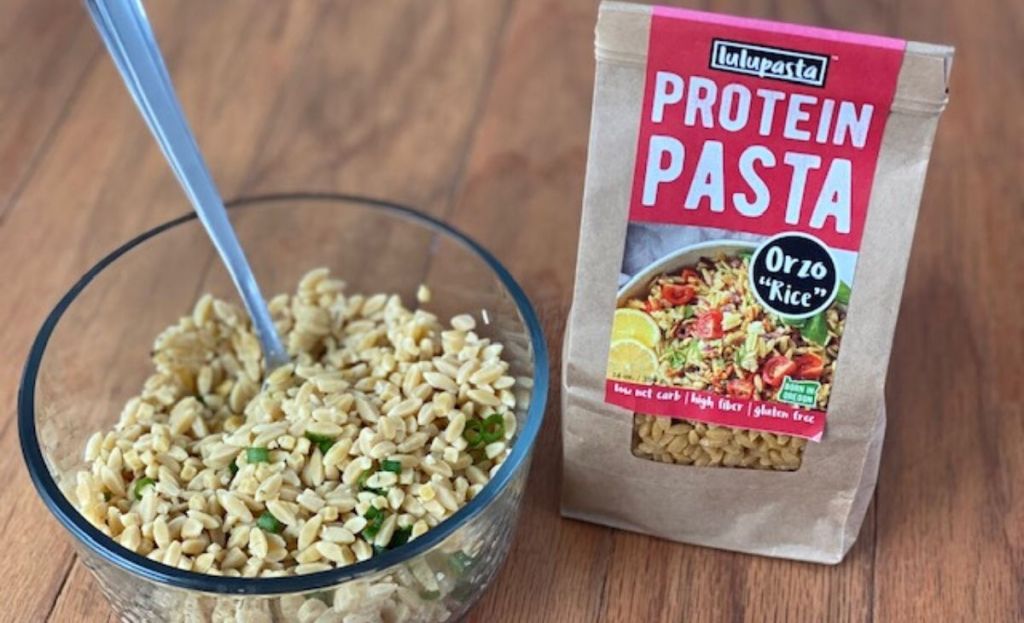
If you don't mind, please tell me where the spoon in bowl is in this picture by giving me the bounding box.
[85,0,289,369]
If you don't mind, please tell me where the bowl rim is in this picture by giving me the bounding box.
[617,239,758,303]
[18,192,549,595]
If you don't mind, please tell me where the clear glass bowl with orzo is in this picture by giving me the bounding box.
[18,193,548,623]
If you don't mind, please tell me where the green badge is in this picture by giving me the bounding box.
[779,377,820,408]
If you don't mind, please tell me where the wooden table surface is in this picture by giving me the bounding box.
[0,1,1020,621]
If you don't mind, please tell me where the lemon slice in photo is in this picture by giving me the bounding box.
[607,338,659,381]
[611,308,661,348]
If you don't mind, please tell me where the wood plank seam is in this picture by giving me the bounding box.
[44,554,79,623]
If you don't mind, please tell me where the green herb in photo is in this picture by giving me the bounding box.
[780,315,807,329]
[837,281,852,305]
[801,312,829,346]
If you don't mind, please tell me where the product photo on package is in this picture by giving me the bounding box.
[562,1,953,563]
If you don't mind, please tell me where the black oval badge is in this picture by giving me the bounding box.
[749,233,838,318]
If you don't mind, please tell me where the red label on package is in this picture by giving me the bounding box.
[604,8,905,441]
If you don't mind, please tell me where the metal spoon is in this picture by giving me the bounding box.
[85,0,289,369]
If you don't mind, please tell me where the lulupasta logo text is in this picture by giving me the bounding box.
[710,39,829,87]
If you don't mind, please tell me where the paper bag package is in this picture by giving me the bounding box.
[561,1,953,563]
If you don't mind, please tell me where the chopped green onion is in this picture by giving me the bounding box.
[462,419,484,448]
[256,511,283,533]
[481,414,505,444]
[246,447,270,463]
[381,459,402,473]
[362,507,385,539]
[132,477,156,500]
[229,460,239,476]
[418,589,441,601]
[363,524,382,540]
[357,470,371,488]
[447,550,475,576]
[389,526,412,548]
[357,470,383,494]
[304,432,335,454]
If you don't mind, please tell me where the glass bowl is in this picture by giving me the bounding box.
[19,193,548,623]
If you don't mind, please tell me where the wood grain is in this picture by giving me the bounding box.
[873,0,1024,620]
[0,0,98,214]
[240,0,514,215]
[0,0,1020,621]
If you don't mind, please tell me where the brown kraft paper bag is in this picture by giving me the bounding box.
[561,1,953,563]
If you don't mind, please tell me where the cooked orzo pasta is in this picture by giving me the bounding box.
[622,253,846,470]
[71,268,518,578]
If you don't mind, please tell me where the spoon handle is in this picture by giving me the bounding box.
[85,0,289,369]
